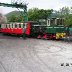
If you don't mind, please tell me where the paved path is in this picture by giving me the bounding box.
[0,34,72,72]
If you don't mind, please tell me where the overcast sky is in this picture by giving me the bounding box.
[0,0,72,14]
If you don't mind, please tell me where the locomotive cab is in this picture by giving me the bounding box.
[46,18,65,39]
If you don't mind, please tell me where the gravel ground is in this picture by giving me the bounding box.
[0,34,72,72]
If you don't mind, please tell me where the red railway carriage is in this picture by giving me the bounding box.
[1,22,31,36]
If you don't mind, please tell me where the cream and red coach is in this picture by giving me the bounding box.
[1,22,30,37]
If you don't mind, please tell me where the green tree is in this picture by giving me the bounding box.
[52,7,70,18]
[28,8,53,21]
[54,7,72,26]
[8,15,17,22]
[60,7,70,15]
[16,15,24,22]
[7,14,23,22]
[59,7,72,26]
[64,14,72,26]
[28,8,39,21]
[38,9,53,19]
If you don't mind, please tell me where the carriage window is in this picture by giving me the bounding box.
[50,19,53,25]
[7,24,8,28]
[19,24,21,28]
[23,24,25,28]
[57,19,60,25]
[15,24,17,28]
[60,19,62,25]
[47,19,50,26]
[6,24,7,28]
[13,24,15,28]
[9,24,10,28]
[60,19,64,25]
[12,24,13,28]
[50,19,55,25]
[57,19,63,25]
[10,24,11,28]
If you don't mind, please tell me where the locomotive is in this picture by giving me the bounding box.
[0,18,66,39]
[29,18,65,39]
[44,18,65,39]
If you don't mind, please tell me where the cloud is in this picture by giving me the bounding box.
[27,0,72,10]
[0,0,72,14]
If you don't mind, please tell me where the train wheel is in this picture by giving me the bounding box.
[37,35,41,39]
[42,34,47,39]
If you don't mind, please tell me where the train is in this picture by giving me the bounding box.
[0,17,72,40]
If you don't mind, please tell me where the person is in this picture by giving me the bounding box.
[22,23,26,39]
[23,33,26,39]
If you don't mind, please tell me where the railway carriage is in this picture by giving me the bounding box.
[1,22,30,37]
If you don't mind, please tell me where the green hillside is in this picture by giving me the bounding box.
[5,11,24,22]
[5,11,22,17]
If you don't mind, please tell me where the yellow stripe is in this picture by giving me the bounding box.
[56,33,65,39]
